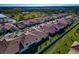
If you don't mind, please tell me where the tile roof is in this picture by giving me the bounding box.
[28,28,46,39]
[3,23,16,30]
[41,24,57,34]
[15,22,26,29]
[20,32,38,45]
[57,19,68,25]
[68,41,79,54]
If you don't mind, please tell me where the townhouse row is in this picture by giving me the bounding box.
[0,16,73,53]
[0,13,68,35]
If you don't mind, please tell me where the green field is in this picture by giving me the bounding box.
[35,20,79,54]
[5,12,48,21]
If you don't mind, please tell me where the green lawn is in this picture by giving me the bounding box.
[37,34,59,51]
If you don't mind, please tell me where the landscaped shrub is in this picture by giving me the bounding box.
[76,28,79,33]
[0,28,8,35]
